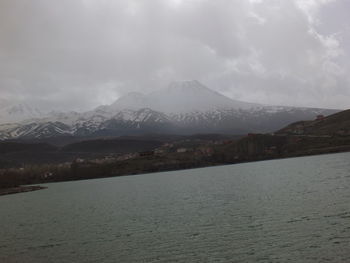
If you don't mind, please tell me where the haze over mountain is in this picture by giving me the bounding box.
[0,102,46,124]
[107,80,257,114]
[0,81,339,140]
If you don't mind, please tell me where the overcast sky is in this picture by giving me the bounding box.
[0,0,349,111]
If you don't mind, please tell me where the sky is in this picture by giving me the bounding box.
[0,0,349,111]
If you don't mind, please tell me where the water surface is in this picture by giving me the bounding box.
[1,153,350,262]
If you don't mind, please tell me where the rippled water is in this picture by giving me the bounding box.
[1,152,350,262]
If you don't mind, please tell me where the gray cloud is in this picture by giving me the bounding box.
[0,0,349,111]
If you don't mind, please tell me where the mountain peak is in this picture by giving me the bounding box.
[168,80,204,89]
[110,91,148,111]
[122,91,145,99]
[107,80,257,114]
[167,80,221,96]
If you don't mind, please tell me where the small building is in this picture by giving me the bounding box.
[42,172,53,179]
[177,148,187,153]
[75,158,85,163]
[162,143,174,148]
[198,147,214,156]
[336,129,350,136]
[316,115,325,121]
[154,148,165,154]
[117,152,140,161]
[103,156,116,163]
[264,146,277,155]
[139,151,154,157]
[247,133,261,137]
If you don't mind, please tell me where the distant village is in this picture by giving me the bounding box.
[72,139,233,166]
[26,137,237,183]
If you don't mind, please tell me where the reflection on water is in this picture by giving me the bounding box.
[1,152,350,262]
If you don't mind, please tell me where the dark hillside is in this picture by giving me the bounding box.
[277,109,350,136]
[0,142,57,154]
[61,138,162,153]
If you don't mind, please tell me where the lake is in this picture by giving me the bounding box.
[1,152,350,262]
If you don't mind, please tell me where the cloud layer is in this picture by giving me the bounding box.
[0,0,349,111]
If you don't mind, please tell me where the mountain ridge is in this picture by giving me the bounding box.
[0,80,340,140]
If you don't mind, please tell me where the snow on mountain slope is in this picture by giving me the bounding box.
[108,92,150,112]
[0,80,340,139]
[0,122,72,139]
[0,103,46,124]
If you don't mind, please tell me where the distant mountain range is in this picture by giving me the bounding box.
[0,80,339,140]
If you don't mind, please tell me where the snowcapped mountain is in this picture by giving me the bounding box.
[0,80,339,140]
[109,80,257,114]
[0,102,46,124]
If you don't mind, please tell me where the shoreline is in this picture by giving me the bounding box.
[1,148,350,195]
[0,185,47,196]
[28,149,350,186]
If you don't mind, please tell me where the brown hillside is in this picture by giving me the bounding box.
[276,109,350,136]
